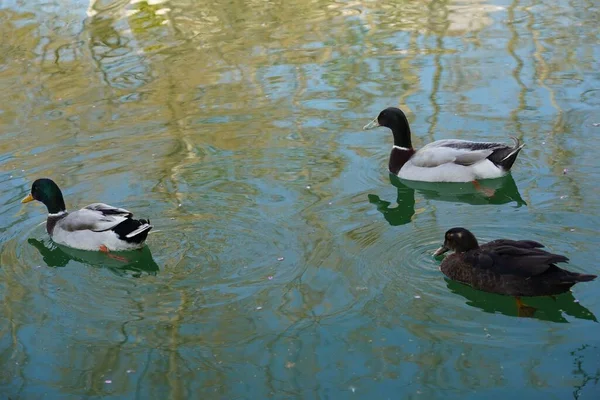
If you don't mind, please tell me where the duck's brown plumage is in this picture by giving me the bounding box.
[434,228,596,297]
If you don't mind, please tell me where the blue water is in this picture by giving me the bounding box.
[1,0,599,398]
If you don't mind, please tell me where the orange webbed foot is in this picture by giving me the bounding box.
[99,245,129,262]
[471,180,496,197]
[516,297,537,318]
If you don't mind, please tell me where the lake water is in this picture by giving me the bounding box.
[1,0,600,398]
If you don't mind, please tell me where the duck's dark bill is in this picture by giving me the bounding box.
[433,246,449,257]
[21,193,34,203]
[363,117,380,130]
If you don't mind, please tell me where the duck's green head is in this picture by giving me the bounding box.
[22,178,66,214]
[363,107,413,148]
[433,227,480,256]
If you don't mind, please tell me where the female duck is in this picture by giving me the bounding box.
[364,107,524,182]
[434,227,596,314]
[22,178,152,252]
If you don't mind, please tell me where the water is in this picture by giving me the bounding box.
[1,0,599,398]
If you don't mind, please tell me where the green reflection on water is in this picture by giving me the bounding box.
[445,279,597,323]
[28,238,160,277]
[369,174,526,226]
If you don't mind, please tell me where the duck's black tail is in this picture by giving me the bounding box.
[559,270,597,285]
[487,137,524,171]
[112,218,153,244]
[572,273,597,283]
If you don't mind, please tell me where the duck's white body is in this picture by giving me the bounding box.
[395,140,511,182]
[398,159,503,182]
[52,228,142,251]
[391,139,523,183]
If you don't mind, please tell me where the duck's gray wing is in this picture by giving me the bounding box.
[411,140,504,168]
[57,204,132,232]
[84,203,132,217]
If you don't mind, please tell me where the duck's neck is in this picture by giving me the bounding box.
[391,126,412,149]
[44,196,67,235]
[43,195,67,215]
[456,243,480,254]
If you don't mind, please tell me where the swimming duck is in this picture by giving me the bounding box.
[434,227,596,315]
[363,107,524,183]
[21,178,152,253]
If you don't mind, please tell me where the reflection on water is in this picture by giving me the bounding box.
[369,174,525,226]
[367,179,416,226]
[445,279,597,323]
[1,0,600,398]
[28,238,160,277]
[391,174,526,207]
[571,344,600,399]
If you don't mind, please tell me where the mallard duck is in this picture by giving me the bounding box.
[363,107,524,183]
[21,178,152,253]
[434,227,596,316]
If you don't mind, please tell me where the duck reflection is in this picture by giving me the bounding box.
[368,174,526,226]
[368,180,416,226]
[28,238,160,277]
[446,279,597,323]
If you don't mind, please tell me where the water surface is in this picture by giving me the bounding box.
[1,0,600,398]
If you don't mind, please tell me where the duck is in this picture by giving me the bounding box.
[433,227,596,316]
[363,107,524,183]
[21,178,152,253]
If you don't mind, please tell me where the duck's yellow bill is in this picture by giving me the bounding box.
[21,193,34,203]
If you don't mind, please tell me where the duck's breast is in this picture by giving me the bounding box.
[440,257,474,283]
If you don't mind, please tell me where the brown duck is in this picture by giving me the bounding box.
[433,227,596,316]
